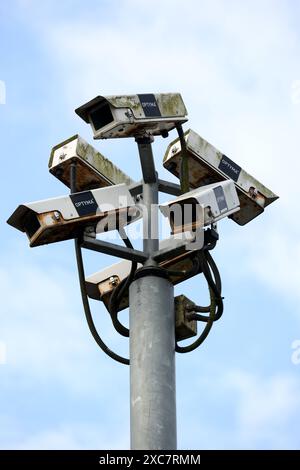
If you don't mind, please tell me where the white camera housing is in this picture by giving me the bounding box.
[7,184,140,247]
[75,93,188,139]
[160,180,240,234]
[85,231,204,310]
[49,134,134,191]
[163,129,279,225]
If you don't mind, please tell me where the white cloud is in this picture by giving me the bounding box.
[17,423,129,450]
[179,369,300,449]
[247,231,300,304]
[227,370,300,449]
[0,80,5,105]
[21,0,300,111]
[0,245,129,394]
[0,245,130,449]
[217,222,300,313]
[291,80,300,105]
[0,341,7,365]
[0,419,129,450]
[291,339,300,365]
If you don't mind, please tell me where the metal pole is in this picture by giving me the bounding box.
[142,178,159,262]
[129,141,177,450]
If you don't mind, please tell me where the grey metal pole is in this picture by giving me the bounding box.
[129,140,177,450]
[142,179,159,261]
[129,273,176,450]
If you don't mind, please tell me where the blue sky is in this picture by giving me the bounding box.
[1,0,300,449]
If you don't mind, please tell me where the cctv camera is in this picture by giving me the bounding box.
[7,184,141,247]
[160,180,240,234]
[75,93,188,139]
[86,260,142,309]
[49,134,134,191]
[163,129,278,225]
[85,231,205,310]
[86,259,199,342]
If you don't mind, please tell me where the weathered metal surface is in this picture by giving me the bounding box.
[163,129,279,225]
[160,180,240,233]
[158,179,182,197]
[49,134,134,191]
[85,247,200,310]
[82,236,147,264]
[174,295,197,341]
[153,230,204,263]
[85,231,202,302]
[7,184,141,247]
[25,207,135,247]
[76,93,187,121]
[75,93,188,139]
[105,93,187,119]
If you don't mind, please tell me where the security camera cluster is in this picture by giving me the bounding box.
[8,93,277,242]
[7,92,278,358]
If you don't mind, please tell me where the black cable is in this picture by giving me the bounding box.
[70,161,129,365]
[176,123,189,194]
[175,286,216,353]
[206,250,222,293]
[200,251,223,318]
[175,250,223,352]
[118,226,133,249]
[109,231,202,337]
[74,238,129,365]
[188,304,211,314]
[195,251,223,321]
[108,262,136,338]
[185,250,223,322]
[107,227,138,338]
[70,161,77,195]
